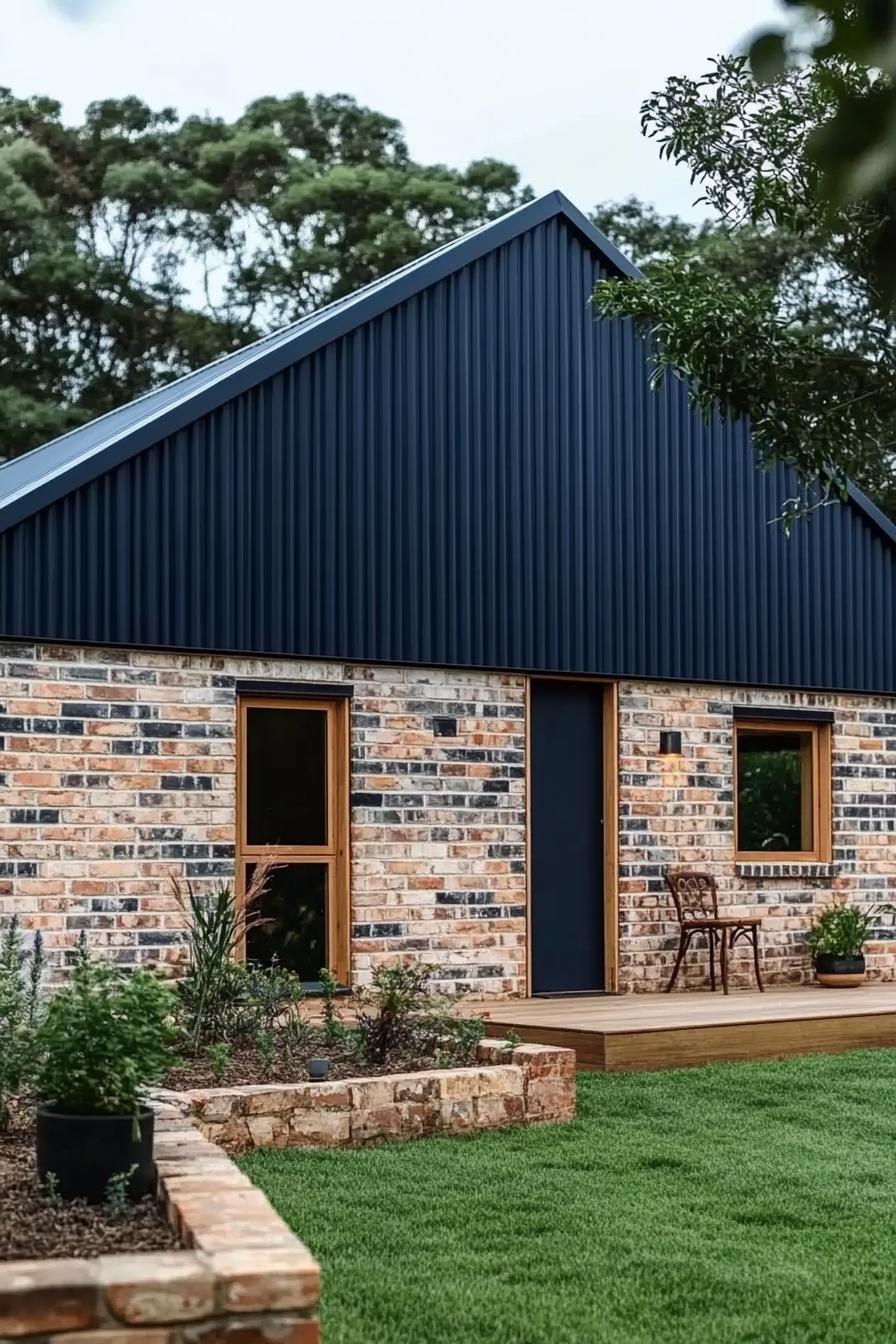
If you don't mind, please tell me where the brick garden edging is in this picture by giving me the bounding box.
[152,1041,576,1154]
[0,1104,321,1342]
[0,1042,573,1339]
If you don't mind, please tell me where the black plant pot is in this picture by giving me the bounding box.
[307,1058,330,1081]
[814,953,866,988]
[36,1105,155,1204]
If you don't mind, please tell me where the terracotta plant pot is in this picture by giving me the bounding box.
[814,953,866,988]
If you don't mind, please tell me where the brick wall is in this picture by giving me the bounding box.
[618,682,896,991]
[0,641,526,992]
[5,638,896,997]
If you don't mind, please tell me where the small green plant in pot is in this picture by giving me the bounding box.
[35,953,176,1202]
[807,902,895,988]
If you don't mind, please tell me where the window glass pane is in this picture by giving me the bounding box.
[245,707,327,846]
[245,863,327,981]
[737,731,811,852]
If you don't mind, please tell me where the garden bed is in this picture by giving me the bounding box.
[0,1102,321,1341]
[164,1030,468,1090]
[0,1118,177,1263]
[153,1039,576,1153]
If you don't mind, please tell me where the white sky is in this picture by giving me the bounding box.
[7,0,782,220]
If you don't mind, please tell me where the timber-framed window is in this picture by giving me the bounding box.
[237,695,350,985]
[734,718,832,862]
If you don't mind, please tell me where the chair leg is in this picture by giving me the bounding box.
[719,928,730,995]
[709,930,717,992]
[665,929,691,992]
[751,927,764,992]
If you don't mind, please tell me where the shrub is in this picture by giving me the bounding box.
[172,862,275,1047]
[318,966,343,1043]
[807,902,896,959]
[413,1003,487,1066]
[243,957,306,1034]
[354,964,435,1068]
[206,1041,232,1083]
[37,955,176,1116]
[0,917,42,1130]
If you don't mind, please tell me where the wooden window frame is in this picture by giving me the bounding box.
[733,718,832,863]
[236,694,351,984]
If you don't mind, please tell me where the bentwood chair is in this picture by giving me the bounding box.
[664,870,763,995]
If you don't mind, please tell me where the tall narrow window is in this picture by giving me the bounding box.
[734,719,831,861]
[237,697,349,985]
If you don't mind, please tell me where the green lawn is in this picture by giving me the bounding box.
[242,1051,896,1344]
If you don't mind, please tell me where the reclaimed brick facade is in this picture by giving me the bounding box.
[619,682,896,991]
[0,640,526,992]
[4,638,896,996]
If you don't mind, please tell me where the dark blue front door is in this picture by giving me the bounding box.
[530,679,605,994]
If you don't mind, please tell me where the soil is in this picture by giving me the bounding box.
[0,1111,179,1262]
[164,1031,478,1091]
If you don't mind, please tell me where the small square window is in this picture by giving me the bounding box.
[734,720,831,861]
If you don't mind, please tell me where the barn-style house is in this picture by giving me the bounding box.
[2,191,895,1017]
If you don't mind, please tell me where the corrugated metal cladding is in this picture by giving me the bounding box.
[1,211,895,694]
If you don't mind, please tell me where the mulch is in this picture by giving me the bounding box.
[164,1032,472,1091]
[0,1114,179,1263]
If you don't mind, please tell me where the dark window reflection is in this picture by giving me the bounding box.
[246,707,327,846]
[245,863,327,981]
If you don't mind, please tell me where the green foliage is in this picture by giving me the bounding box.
[104,1164,137,1219]
[318,967,343,1045]
[206,1041,232,1084]
[354,965,435,1068]
[428,1012,488,1067]
[255,1028,275,1070]
[806,901,896,957]
[592,54,896,522]
[172,868,273,1047]
[36,955,176,1116]
[0,916,42,1130]
[27,930,44,1026]
[243,958,306,1034]
[0,88,529,460]
[748,3,896,299]
[736,740,803,852]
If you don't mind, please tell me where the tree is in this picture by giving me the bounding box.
[0,90,530,460]
[749,2,896,291]
[592,56,896,522]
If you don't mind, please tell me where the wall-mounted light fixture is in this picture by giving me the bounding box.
[659,730,682,756]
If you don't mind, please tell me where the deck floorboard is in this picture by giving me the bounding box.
[473,985,896,1071]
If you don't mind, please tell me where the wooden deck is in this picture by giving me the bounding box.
[477,985,896,1072]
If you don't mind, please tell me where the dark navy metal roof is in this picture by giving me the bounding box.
[0,193,638,533]
[1,191,895,694]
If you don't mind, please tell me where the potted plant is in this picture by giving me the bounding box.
[35,951,175,1202]
[807,902,895,988]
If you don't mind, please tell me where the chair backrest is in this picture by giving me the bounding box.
[665,870,719,922]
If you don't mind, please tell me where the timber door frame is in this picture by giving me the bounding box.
[236,693,351,984]
[525,677,619,995]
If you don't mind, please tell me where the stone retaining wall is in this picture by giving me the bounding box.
[0,1106,321,1342]
[154,1041,576,1154]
